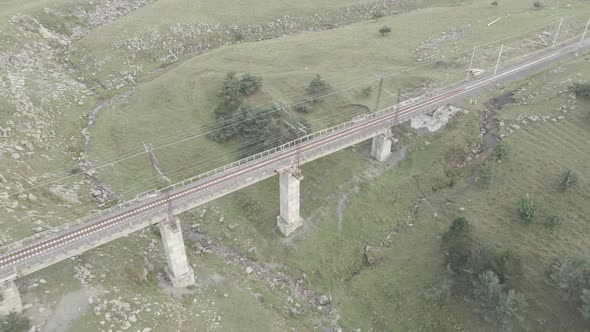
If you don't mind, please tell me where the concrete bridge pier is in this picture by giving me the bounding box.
[0,281,22,315]
[159,216,195,288]
[371,133,393,162]
[277,170,304,237]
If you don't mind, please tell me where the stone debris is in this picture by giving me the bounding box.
[414,26,469,61]
[410,105,469,132]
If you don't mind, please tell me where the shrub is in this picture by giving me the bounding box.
[490,250,523,286]
[239,73,262,96]
[493,140,511,161]
[471,270,503,322]
[360,86,373,97]
[496,289,528,331]
[491,1,498,5]
[441,217,475,272]
[548,255,590,302]
[371,11,385,19]
[217,71,242,104]
[533,1,543,8]
[544,211,563,228]
[466,247,523,286]
[379,25,392,36]
[293,97,314,113]
[470,271,528,330]
[423,271,454,305]
[570,82,590,97]
[0,312,31,332]
[517,193,538,224]
[307,74,330,96]
[479,163,494,189]
[207,115,239,142]
[559,168,578,190]
[364,245,384,265]
[447,217,471,235]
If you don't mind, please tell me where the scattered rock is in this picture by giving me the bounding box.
[318,295,330,306]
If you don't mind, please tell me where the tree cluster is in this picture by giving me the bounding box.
[213,71,263,119]
[470,271,528,331]
[208,72,310,155]
[440,217,527,330]
[548,255,590,319]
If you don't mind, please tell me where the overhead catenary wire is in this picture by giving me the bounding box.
[0,101,393,239]
[4,15,589,203]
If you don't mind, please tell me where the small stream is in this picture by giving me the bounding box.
[78,89,135,204]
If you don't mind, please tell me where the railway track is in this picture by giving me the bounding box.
[0,37,588,281]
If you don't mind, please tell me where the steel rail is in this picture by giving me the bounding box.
[0,38,588,281]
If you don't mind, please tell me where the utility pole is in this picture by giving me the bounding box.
[465,46,477,81]
[579,15,590,50]
[552,18,563,48]
[493,44,504,78]
[374,75,384,112]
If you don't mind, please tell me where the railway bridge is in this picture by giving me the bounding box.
[0,37,589,315]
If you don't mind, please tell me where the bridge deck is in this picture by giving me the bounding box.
[0,39,588,283]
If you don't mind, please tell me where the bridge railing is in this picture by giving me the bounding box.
[0,84,452,254]
[5,36,585,255]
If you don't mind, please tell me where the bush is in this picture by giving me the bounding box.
[217,72,242,104]
[559,168,578,190]
[470,271,528,330]
[544,211,563,228]
[496,289,528,331]
[423,271,454,305]
[360,86,373,97]
[517,193,538,224]
[447,217,471,235]
[548,255,590,302]
[441,217,475,272]
[491,1,498,5]
[466,247,523,286]
[471,270,503,322]
[379,25,392,36]
[236,192,263,223]
[479,163,494,189]
[533,1,543,8]
[0,312,31,332]
[293,97,314,113]
[307,74,330,96]
[493,140,511,161]
[239,73,262,96]
[207,114,239,142]
[570,82,590,97]
[371,11,385,19]
[364,245,384,265]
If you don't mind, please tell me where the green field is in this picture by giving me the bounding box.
[88,0,590,199]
